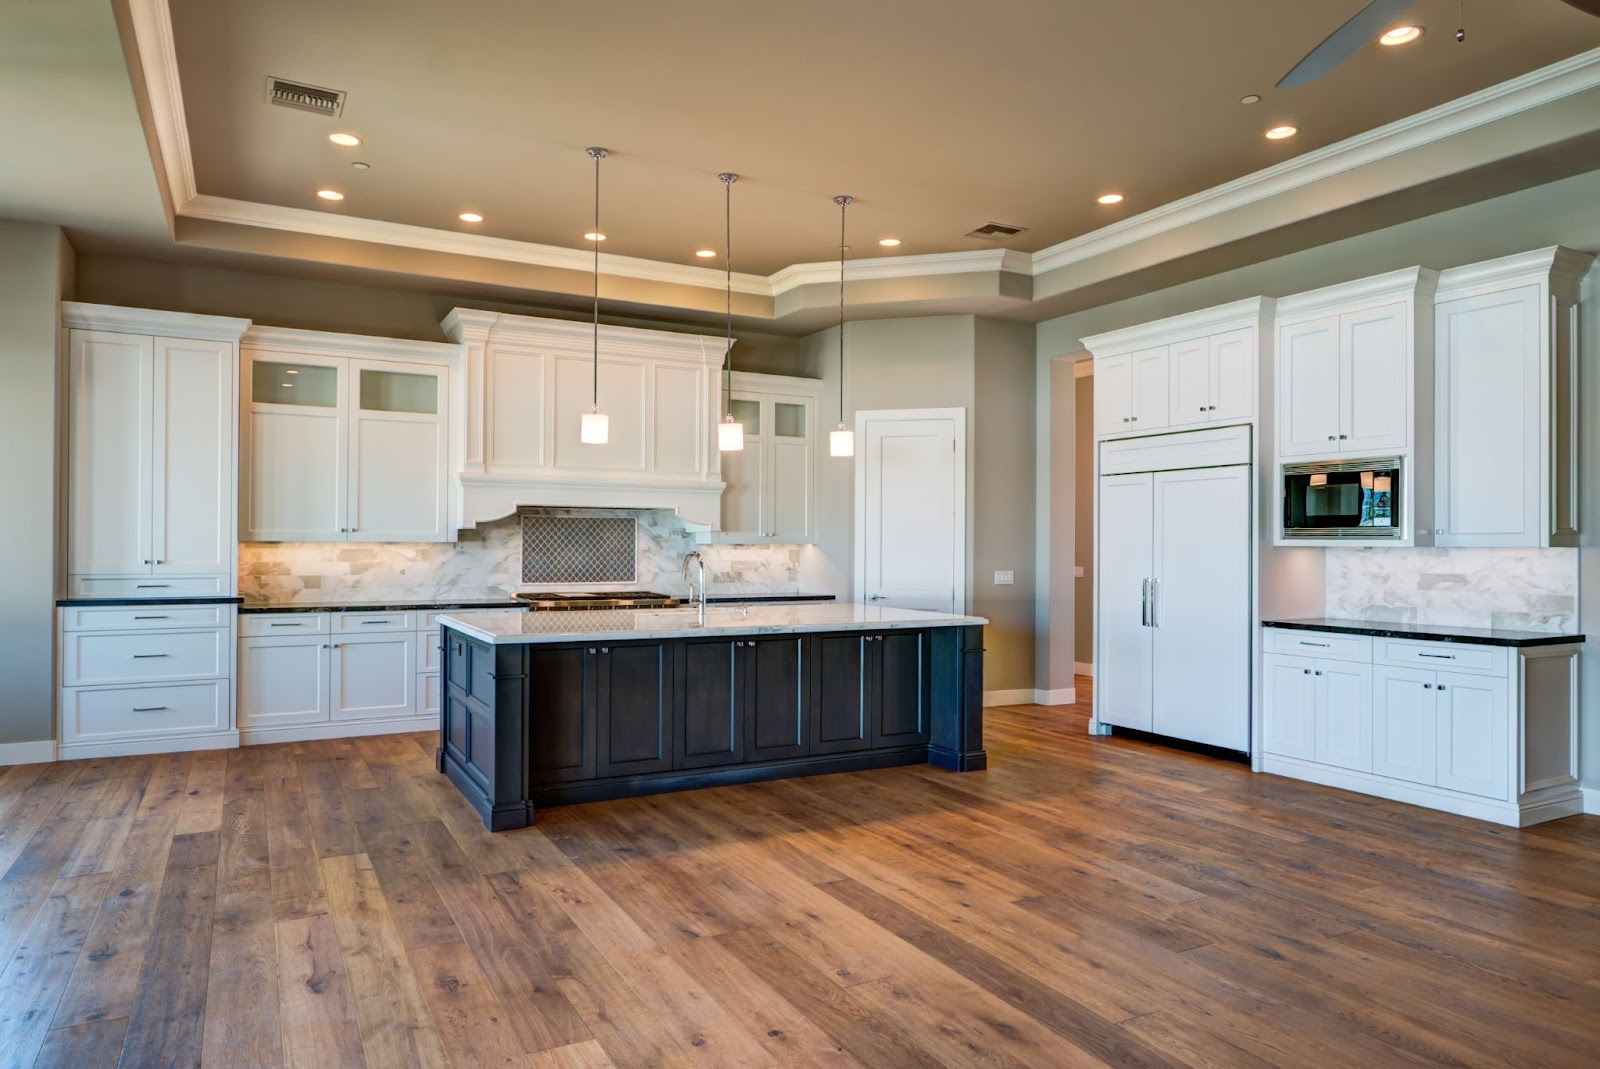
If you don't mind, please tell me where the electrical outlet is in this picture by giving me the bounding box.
[993,570,1014,586]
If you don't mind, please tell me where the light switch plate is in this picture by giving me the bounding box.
[993,570,1014,585]
[1074,565,1085,578]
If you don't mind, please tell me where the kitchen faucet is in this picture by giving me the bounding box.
[682,551,707,625]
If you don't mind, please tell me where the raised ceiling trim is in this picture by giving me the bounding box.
[767,249,1033,294]
[127,0,197,207]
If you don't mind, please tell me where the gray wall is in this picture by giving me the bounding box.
[0,221,70,747]
[1074,370,1094,669]
[1581,262,1600,791]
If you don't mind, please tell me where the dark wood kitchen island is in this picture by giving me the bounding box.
[434,604,988,829]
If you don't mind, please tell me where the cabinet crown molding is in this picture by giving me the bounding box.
[1080,297,1273,359]
[242,325,459,364]
[61,302,251,341]
[729,370,824,394]
[441,307,732,366]
[1274,266,1439,323]
[1435,245,1597,302]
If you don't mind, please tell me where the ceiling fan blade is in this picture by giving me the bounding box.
[1277,0,1416,89]
[1558,0,1600,16]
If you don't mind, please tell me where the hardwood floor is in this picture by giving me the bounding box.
[1,682,1597,1068]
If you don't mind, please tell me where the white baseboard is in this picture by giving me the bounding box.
[1074,662,1093,677]
[984,688,1078,707]
[241,714,439,747]
[56,731,239,761]
[1584,787,1599,815]
[1035,688,1077,706]
[0,739,55,766]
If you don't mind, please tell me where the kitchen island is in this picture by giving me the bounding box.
[435,604,987,829]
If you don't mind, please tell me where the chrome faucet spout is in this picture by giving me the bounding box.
[682,551,707,624]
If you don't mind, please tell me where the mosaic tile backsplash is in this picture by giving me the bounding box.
[240,508,802,604]
[521,515,637,584]
[1324,547,1578,633]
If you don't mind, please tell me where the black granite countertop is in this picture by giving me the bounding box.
[706,593,837,604]
[240,597,527,615]
[57,596,244,607]
[1264,618,1584,648]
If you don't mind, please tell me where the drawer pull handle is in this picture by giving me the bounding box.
[132,705,168,712]
[268,622,302,627]
[133,615,169,620]
[132,653,170,659]
[1300,641,1330,648]
[135,584,170,589]
[1418,652,1456,660]
[358,621,389,625]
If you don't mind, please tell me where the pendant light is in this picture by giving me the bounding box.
[580,146,610,445]
[716,172,744,452]
[829,194,855,458]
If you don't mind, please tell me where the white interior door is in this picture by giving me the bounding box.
[1096,472,1154,732]
[69,330,154,576]
[1151,464,1251,750]
[856,410,964,613]
[152,336,234,576]
[348,359,448,541]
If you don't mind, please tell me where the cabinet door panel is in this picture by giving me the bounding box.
[598,642,672,776]
[1434,672,1508,799]
[1097,473,1153,732]
[1435,286,1541,546]
[1094,354,1133,433]
[244,352,347,541]
[552,354,647,471]
[771,436,813,541]
[720,424,766,535]
[1209,328,1254,423]
[811,634,870,753]
[873,631,928,746]
[677,639,741,769]
[152,337,233,576]
[527,646,596,783]
[1167,340,1211,428]
[69,330,154,575]
[1131,347,1170,430]
[240,637,328,727]
[331,634,415,720]
[1341,303,1408,454]
[1373,666,1435,785]
[349,360,448,542]
[1277,317,1340,457]
[1315,662,1373,772]
[1262,655,1317,759]
[746,637,807,761]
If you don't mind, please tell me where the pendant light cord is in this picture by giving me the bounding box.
[722,173,736,417]
[588,147,605,410]
[835,195,852,423]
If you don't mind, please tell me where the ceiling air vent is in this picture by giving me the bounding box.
[265,77,345,117]
[966,221,1027,242]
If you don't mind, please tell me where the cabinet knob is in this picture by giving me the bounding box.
[1208,405,1217,411]
[1122,417,1130,423]
[1199,406,1206,412]
[600,647,610,653]
[1438,685,1446,692]
[1303,669,1311,675]
[1327,435,1336,441]
[588,647,597,654]
[1338,435,1348,440]
[1314,670,1322,676]
[1424,683,1432,689]
[1131,417,1138,422]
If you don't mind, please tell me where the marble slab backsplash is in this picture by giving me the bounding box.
[1325,547,1578,633]
[239,508,802,604]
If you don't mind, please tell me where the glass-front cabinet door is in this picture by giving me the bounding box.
[347,360,449,542]
[716,379,817,544]
[243,352,348,541]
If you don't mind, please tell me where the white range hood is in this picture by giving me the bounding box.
[442,309,730,530]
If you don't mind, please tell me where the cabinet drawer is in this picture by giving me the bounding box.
[1375,639,1506,676]
[69,576,228,599]
[62,604,230,631]
[1263,629,1371,662]
[62,629,228,687]
[333,611,415,633]
[240,613,329,637]
[63,680,228,741]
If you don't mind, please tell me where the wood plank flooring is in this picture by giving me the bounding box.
[1,681,1597,1067]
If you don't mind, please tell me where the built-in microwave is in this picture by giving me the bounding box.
[1281,458,1402,540]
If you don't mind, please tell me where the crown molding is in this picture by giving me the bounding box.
[1030,47,1600,279]
[1275,266,1438,321]
[1435,245,1597,301]
[1081,296,1275,358]
[767,248,1032,295]
[442,307,731,363]
[242,324,460,362]
[61,301,250,340]
[126,0,196,208]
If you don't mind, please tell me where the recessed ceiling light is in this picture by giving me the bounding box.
[316,188,345,201]
[584,232,606,241]
[1240,94,1262,105]
[328,132,362,147]
[878,237,902,247]
[458,211,484,223]
[285,369,299,375]
[1096,193,1125,205]
[281,383,294,388]
[695,248,717,258]
[1264,125,1299,140]
[351,161,370,170]
[1379,25,1423,46]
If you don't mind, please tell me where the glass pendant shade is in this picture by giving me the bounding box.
[580,409,609,445]
[718,413,744,452]
[829,424,855,457]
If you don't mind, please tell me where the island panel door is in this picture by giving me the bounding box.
[872,631,929,747]
[745,636,807,762]
[810,633,870,754]
[526,645,597,784]
[676,638,742,770]
[597,641,673,777]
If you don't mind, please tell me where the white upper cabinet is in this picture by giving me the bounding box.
[710,372,819,544]
[242,329,454,543]
[442,310,729,530]
[63,305,249,596]
[1433,247,1592,548]
[1274,268,1435,462]
[1084,298,1268,438]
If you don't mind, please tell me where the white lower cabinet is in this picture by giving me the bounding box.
[331,634,416,721]
[1262,628,1578,825]
[57,603,238,759]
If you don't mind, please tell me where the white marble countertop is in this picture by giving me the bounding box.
[436,604,987,645]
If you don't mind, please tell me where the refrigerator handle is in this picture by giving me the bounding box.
[1150,578,1160,628]
[1140,578,1150,628]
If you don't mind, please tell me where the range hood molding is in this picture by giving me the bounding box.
[443,308,731,532]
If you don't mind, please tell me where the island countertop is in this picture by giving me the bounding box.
[437,603,987,645]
